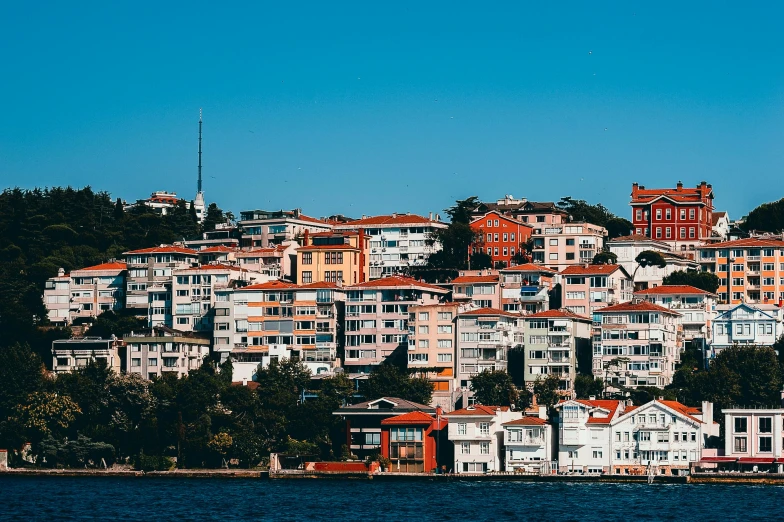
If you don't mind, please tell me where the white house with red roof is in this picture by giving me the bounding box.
[555,399,625,474]
[634,285,718,345]
[445,405,522,473]
[560,264,633,318]
[447,271,502,309]
[502,414,554,472]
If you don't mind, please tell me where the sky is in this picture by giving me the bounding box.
[2,1,783,221]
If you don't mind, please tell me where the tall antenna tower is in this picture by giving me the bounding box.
[197,108,203,194]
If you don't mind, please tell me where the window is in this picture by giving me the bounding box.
[480,442,489,455]
[438,311,452,321]
[302,252,312,265]
[418,325,429,334]
[760,437,772,452]
[689,209,695,220]
[131,358,141,367]
[759,417,772,433]
[437,353,452,362]
[734,437,747,452]
[418,312,429,321]
[636,209,642,221]
[302,271,313,284]
[148,358,158,367]
[680,209,686,220]
[458,423,467,435]
[656,227,662,238]
[665,227,671,238]
[365,432,380,445]
[734,417,747,433]
[592,449,603,459]
[680,227,686,239]
[461,442,470,454]
[479,422,490,436]
[666,208,671,219]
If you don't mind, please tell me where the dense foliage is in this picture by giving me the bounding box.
[742,197,784,233]
[470,370,527,408]
[662,270,720,294]
[556,197,633,239]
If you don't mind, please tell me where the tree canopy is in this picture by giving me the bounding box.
[742,198,784,233]
[662,270,720,294]
[470,370,527,408]
[556,197,633,239]
[425,197,480,270]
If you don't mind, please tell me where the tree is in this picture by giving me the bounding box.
[605,217,633,239]
[574,375,604,399]
[591,251,617,265]
[557,197,632,239]
[469,252,493,270]
[426,197,480,270]
[16,391,81,441]
[202,203,225,232]
[511,240,532,265]
[470,370,527,407]
[363,365,432,405]
[532,375,561,412]
[632,250,667,287]
[113,198,124,221]
[662,270,720,294]
[742,198,784,233]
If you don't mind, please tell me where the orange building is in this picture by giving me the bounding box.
[470,211,533,268]
[380,410,448,473]
[297,230,370,285]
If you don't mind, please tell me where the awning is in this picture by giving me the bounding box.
[699,457,737,463]
[738,457,776,464]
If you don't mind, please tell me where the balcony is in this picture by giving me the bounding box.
[508,436,546,447]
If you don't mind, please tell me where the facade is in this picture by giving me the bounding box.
[445,405,521,473]
[594,302,682,390]
[523,309,592,392]
[531,223,607,272]
[696,238,784,305]
[297,231,369,285]
[722,408,784,470]
[470,211,533,268]
[498,264,557,314]
[181,226,240,251]
[607,235,699,290]
[44,262,126,325]
[380,410,447,473]
[449,272,502,310]
[560,264,633,317]
[455,308,523,390]
[502,416,553,473]
[122,246,199,315]
[333,213,447,279]
[52,337,122,374]
[124,326,210,379]
[634,285,718,346]
[555,399,624,474]
[709,303,783,358]
[711,211,731,242]
[472,195,569,226]
[235,243,297,280]
[630,181,714,255]
[238,209,332,248]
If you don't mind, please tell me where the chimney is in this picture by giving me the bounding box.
[701,401,713,423]
[303,229,309,246]
[392,212,397,218]
[242,378,248,386]
[58,267,65,277]
[676,181,683,191]
[588,395,596,401]
[429,212,433,220]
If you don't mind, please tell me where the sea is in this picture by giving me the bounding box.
[3,476,780,521]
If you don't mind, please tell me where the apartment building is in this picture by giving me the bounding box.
[407,303,461,409]
[52,337,122,374]
[445,405,522,473]
[499,264,557,314]
[470,211,533,268]
[297,231,369,285]
[709,303,783,358]
[122,246,199,314]
[593,302,682,390]
[43,262,126,325]
[502,415,553,473]
[124,326,210,379]
[634,285,718,346]
[196,246,237,264]
[343,276,448,373]
[555,399,625,474]
[630,181,714,256]
[181,225,240,251]
[607,235,699,290]
[531,223,607,272]
[238,208,332,248]
[560,264,633,317]
[471,195,569,226]
[333,213,447,279]
[523,309,592,392]
[448,272,501,309]
[697,238,784,305]
[722,408,784,471]
[235,243,297,280]
[609,400,716,476]
[455,308,523,389]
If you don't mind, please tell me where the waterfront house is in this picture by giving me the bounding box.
[708,303,783,360]
[719,408,784,472]
[380,410,449,473]
[502,414,554,473]
[444,405,521,473]
[554,399,624,474]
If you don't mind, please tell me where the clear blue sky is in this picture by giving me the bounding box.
[2,2,783,221]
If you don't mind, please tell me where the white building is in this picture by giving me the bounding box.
[634,285,718,346]
[43,262,127,325]
[711,211,731,241]
[231,344,332,384]
[124,326,210,379]
[334,213,447,279]
[555,399,624,474]
[721,408,784,471]
[455,308,523,391]
[52,337,122,374]
[607,234,699,290]
[445,405,521,473]
[709,303,784,359]
[502,415,554,472]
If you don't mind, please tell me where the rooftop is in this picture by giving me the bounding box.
[502,416,548,426]
[560,264,626,276]
[634,285,716,296]
[349,276,448,293]
[337,214,443,226]
[526,309,591,321]
[596,301,679,314]
[73,261,127,272]
[450,275,500,284]
[699,238,784,249]
[447,405,510,416]
[458,307,520,318]
[123,245,199,256]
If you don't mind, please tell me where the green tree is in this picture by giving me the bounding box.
[662,270,720,294]
[632,250,668,287]
[470,370,526,407]
[16,391,81,441]
[573,375,604,399]
[469,251,493,270]
[202,203,225,232]
[426,197,480,270]
[591,251,617,265]
[742,198,784,233]
[532,374,561,412]
[605,217,634,239]
[363,364,433,405]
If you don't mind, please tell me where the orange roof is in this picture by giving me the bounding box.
[380,410,437,425]
[339,214,439,226]
[180,264,247,272]
[298,243,359,251]
[624,405,640,414]
[596,301,679,314]
[458,307,520,318]
[298,281,341,289]
[526,309,591,321]
[658,400,703,423]
[700,238,784,249]
[631,185,712,205]
[502,417,548,426]
[609,234,665,243]
[634,285,714,296]
[123,246,198,256]
[235,248,284,257]
[447,405,509,416]
[560,264,625,276]
[199,246,237,253]
[349,276,448,293]
[451,275,499,284]
[242,280,298,290]
[296,214,331,225]
[501,263,556,273]
[572,400,623,424]
[74,261,127,272]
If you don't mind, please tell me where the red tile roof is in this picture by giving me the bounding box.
[596,301,679,314]
[502,416,548,426]
[235,248,285,257]
[242,280,298,290]
[458,307,520,318]
[349,276,448,293]
[574,400,623,424]
[298,243,359,251]
[199,246,237,253]
[501,263,556,273]
[609,234,665,243]
[560,264,625,276]
[380,410,437,425]
[447,405,509,416]
[74,262,127,272]
[339,214,440,226]
[470,211,533,228]
[526,309,591,321]
[123,246,198,255]
[298,281,341,289]
[296,214,332,225]
[634,285,715,296]
[451,275,499,284]
[658,400,703,423]
[700,238,784,249]
[631,185,712,206]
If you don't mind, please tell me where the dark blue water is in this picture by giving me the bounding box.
[4,476,781,520]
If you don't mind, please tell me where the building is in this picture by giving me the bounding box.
[560,264,633,317]
[502,415,553,473]
[471,195,569,226]
[181,225,240,251]
[455,308,523,390]
[594,302,682,390]
[333,397,436,462]
[124,326,210,379]
[407,303,461,409]
[523,309,592,393]
[609,400,716,476]
[196,246,238,265]
[498,264,557,314]
[634,285,718,347]
[630,181,715,255]
[445,405,521,473]
[44,268,72,324]
[333,213,447,279]
[235,243,297,280]
[238,209,332,248]
[607,235,699,290]
[343,276,448,373]
[44,262,127,325]
[470,211,533,268]
[448,271,502,310]
[122,246,199,315]
[555,399,625,474]
[696,238,784,305]
[711,211,731,242]
[709,303,784,359]
[52,337,122,374]
[721,408,784,471]
[297,231,369,285]
[380,410,448,473]
[531,223,608,272]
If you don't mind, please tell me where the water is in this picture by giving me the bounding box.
[3,476,781,521]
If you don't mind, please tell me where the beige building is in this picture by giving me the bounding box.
[236,243,298,279]
[455,307,523,390]
[43,262,127,325]
[123,246,199,315]
[124,326,210,379]
[297,231,369,286]
[560,264,633,317]
[498,264,557,314]
[448,272,502,309]
[531,223,607,272]
[238,208,332,248]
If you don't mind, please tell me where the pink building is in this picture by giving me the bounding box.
[447,272,502,309]
[560,264,633,317]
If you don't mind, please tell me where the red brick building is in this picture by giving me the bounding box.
[470,211,533,268]
[380,410,448,473]
[630,181,714,256]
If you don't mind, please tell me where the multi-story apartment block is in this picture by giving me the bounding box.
[445,405,522,473]
[52,337,122,374]
[594,302,682,390]
[709,303,783,359]
[213,280,345,380]
[471,195,569,226]
[634,285,718,346]
[470,211,533,268]
[609,399,716,476]
[697,238,784,305]
[499,264,557,314]
[523,309,592,392]
[448,272,501,309]
[333,213,447,279]
[502,415,553,473]
[722,408,784,471]
[343,276,448,373]
[555,398,624,474]
[44,262,126,325]
[238,208,332,248]
[531,223,607,272]
[124,326,210,379]
[235,243,297,280]
[122,246,199,315]
[607,234,699,290]
[407,303,461,408]
[297,231,369,285]
[560,264,633,317]
[630,181,714,256]
[455,308,523,389]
